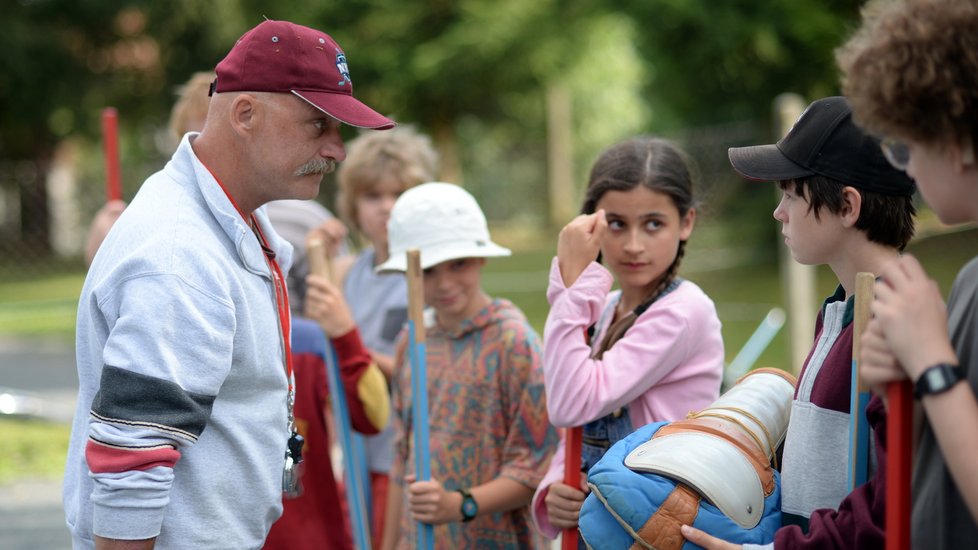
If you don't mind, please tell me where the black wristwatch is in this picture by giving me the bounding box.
[914,363,963,399]
[457,487,478,522]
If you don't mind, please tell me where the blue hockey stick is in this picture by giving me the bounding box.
[308,238,373,549]
[848,272,874,490]
[406,249,434,550]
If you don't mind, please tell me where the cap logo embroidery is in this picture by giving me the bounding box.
[335,52,351,86]
[784,104,813,140]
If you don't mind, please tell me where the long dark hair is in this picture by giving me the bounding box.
[582,136,699,303]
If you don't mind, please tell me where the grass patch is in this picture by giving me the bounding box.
[0,418,71,484]
[0,273,84,340]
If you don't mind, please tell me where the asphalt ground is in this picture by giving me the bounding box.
[0,336,76,549]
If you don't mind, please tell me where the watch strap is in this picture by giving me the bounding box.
[914,363,962,399]
[457,487,477,522]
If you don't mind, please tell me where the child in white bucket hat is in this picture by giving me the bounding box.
[377,182,511,272]
[378,182,559,549]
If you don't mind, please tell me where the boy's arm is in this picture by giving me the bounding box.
[864,255,978,521]
[468,478,535,515]
[331,328,389,434]
[405,476,535,525]
[683,396,890,550]
[918,379,978,523]
[305,274,389,434]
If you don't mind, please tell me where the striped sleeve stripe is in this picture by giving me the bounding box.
[89,411,199,443]
[91,366,216,440]
[85,438,181,474]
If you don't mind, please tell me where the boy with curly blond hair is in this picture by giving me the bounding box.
[838,1,978,548]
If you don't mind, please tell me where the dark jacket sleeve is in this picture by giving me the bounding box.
[775,395,887,550]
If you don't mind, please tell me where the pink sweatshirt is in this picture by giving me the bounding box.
[532,258,725,538]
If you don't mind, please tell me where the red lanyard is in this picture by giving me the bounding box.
[252,221,294,391]
[204,165,293,390]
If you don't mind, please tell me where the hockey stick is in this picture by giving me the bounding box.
[309,238,373,550]
[848,272,874,490]
[406,249,434,550]
[886,380,912,548]
[101,108,122,202]
[562,426,583,549]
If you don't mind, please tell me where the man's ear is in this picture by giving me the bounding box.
[840,186,862,227]
[229,93,259,136]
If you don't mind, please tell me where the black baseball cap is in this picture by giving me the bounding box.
[728,96,915,196]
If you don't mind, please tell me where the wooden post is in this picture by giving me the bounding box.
[774,94,817,375]
[547,84,575,228]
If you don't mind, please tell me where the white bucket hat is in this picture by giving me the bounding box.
[376,182,511,272]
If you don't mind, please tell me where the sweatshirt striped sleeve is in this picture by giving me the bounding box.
[86,273,236,539]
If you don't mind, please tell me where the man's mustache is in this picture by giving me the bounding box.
[294,158,336,177]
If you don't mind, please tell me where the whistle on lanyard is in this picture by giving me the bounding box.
[282,431,305,497]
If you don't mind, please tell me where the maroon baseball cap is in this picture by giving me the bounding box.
[212,20,395,130]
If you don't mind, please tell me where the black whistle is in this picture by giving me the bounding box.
[288,433,305,464]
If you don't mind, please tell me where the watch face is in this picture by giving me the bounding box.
[462,498,478,517]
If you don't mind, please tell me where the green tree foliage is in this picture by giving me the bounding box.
[0,0,863,250]
[621,0,860,128]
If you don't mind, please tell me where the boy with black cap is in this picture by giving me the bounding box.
[682,96,915,549]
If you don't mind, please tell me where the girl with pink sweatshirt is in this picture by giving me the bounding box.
[532,136,725,544]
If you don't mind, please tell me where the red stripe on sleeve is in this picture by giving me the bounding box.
[85,439,181,474]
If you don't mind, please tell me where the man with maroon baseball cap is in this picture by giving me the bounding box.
[211,19,394,130]
[64,20,393,550]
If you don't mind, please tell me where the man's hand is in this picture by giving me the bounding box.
[680,525,742,550]
[545,478,590,530]
[405,475,460,525]
[556,210,607,288]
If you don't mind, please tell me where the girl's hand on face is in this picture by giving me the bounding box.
[544,479,590,530]
[404,475,460,525]
[303,274,356,337]
[557,210,608,288]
